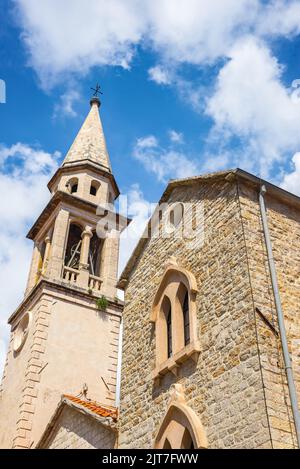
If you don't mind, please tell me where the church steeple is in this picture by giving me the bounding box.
[0,89,129,449]
[47,93,119,205]
[25,93,128,297]
[62,95,112,172]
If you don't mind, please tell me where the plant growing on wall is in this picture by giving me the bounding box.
[96,295,108,311]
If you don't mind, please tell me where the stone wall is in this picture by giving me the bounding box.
[238,179,300,449]
[119,177,273,449]
[46,406,116,449]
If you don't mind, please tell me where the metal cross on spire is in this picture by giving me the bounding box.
[91,83,103,97]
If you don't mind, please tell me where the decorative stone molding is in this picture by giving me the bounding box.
[151,261,200,382]
[152,341,200,384]
[12,298,52,449]
[153,384,207,449]
[151,263,198,323]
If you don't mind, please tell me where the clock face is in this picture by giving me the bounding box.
[13,312,32,353]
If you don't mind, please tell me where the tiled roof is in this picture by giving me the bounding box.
[63,394,118,420]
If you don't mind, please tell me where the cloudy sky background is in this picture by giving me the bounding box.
[1,0,300,372]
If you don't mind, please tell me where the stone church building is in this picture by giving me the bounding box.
[0,95,299,449]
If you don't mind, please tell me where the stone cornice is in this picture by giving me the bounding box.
[26,190,130,240]
[8,278,124,326]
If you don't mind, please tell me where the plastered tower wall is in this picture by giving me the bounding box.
[0,286,121,449]
[118,177,272,449]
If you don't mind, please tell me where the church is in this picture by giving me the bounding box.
[0,93,299,449]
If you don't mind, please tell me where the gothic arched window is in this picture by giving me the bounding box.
[67,177,79,194]
[158,296,173,363]
[71,183,78,194]
[181,428,194,449]
[90,180,100,196]
[167,305,172,358]
[64,223,82,270]
[183,291,190,346]
[154,400,208,449]
[151,261,200,381]
[88,231,103,276]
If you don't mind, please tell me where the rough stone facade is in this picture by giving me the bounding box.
[44,407,116,449]
[238,181,300,448]
[118,174,300,449]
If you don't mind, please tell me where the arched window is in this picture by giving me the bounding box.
[71,183,78,194]
[151,261,200,380]
[64,223,82,269]
[40,241,46,264]
[88,231,103,276]
[66,177,79,194]
[154,399,208,449]
[90,180,100,196]
[159,296,173,363]
[163,439,172,449]
[181,428,194,449]
[183,291,190,346]
[167,306,172,358]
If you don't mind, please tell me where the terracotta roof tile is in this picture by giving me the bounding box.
[63,394,117,420]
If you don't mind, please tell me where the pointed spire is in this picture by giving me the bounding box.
[62,95,112,172]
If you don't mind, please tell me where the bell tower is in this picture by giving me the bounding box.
[0,94,129,449]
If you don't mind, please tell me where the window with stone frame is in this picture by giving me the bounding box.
[64,223,83,270]
[88,231,104,276]
[151,260,200,383]
[66,177,79,194]
[90,180,100,196]
[182,290,190,346]
[153,384,208,449]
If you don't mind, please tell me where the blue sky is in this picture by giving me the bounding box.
[1,0,300,370]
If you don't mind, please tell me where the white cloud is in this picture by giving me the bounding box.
[148,65,171,85]
[280,152,300,195]
[0,143,59,375]
[133,135,200,182]
[168,130,184,144]
[135,135,158,149]
[15,0,300,88]
[205,37,300,176]
[53,89,81,118]
[201,152,230,173]
[257,0,300,37]
[15,0,146,87]
[147,0,259,65]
